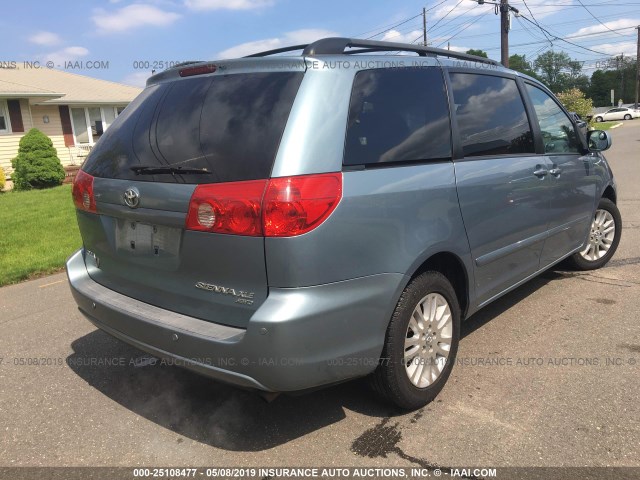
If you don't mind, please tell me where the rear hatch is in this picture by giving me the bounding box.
[76,60,305,328]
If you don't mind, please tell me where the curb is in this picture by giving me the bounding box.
[609,122,623,129]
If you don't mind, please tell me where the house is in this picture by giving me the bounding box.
[0,65,142,177]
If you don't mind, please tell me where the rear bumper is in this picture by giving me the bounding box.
[66,249,407,392]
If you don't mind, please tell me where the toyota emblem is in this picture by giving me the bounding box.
[124,187,140,208]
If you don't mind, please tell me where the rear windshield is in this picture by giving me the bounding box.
[82,72,304,183]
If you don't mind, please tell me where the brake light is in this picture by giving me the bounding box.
[72,170,96,213]
[262,173,342,237]
[186,180,267,236]
[185,173,342,237]
[179,64,217,77]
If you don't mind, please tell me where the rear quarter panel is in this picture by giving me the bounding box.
[265,164,474,289]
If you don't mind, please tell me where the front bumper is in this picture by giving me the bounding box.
[66,249,407,392]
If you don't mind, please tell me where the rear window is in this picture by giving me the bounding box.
[83,72,304,183]
[343,68,452,166]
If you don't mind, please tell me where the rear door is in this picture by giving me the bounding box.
[523,82,596,267]
[448,71,551,306]
[79,68,304,328]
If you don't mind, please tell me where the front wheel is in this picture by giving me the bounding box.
[624,114,632,120]
[370,271,461,410]
[595,116,603,122]
[566,198,621,271]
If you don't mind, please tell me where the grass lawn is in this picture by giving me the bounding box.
[0,185,81,286]
[591,121,621,131]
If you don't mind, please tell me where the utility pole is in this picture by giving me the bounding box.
[636,26,640,108]
[500,0,509,67]
[423,7,427,46]
[477,1,518,67]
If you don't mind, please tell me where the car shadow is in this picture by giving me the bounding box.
[461,269,562,338]
[67,330,396,452]
[67,268,567,452]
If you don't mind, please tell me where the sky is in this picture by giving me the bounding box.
[1,0,638,88]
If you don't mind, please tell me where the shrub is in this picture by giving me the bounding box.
[11,128,65,190]
[0,167,5,191]
[556,88,593,121]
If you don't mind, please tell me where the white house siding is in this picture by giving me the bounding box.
[31,105,74,166]
[0,99,33,175]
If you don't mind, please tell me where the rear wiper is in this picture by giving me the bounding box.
[131,165,212,175]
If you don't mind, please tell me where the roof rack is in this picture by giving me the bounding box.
[243,37,501,66]
[244,44,309,58]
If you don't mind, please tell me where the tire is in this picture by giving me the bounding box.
[595,116,603,122]
[624,114,632,120]
[370,271,461,410]
[566,198,621,271]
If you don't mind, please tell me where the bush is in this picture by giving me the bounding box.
[11,128,65,190]
[0,167,5,191]
[556,88,593,121]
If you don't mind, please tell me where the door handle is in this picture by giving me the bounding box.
[549,167,562,177]
[533,168,548,178]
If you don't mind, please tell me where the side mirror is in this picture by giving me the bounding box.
[587,130,612,152]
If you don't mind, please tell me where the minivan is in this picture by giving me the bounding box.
[67,38,621,409]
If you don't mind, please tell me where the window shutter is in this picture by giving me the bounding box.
[59,106,75,147]
[7,100,24,132]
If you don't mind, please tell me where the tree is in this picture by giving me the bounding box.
[534,51,573,93]
[11,128,65,190]
[509,53,538,79]
[588,70,612,106]
[466,49,488,58]
[588,57,639,107]
[556,88,594,120]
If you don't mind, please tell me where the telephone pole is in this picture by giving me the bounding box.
[477,0,518,67]
[423,7,427,46]
[636,25,639,108]
[500,0,509,67]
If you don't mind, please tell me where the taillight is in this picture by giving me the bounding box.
[72,170,96,213]
[185,173,342,237]
[262,173,342,237]
[186,179,267,236]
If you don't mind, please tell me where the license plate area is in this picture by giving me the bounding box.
[115,220,181,259]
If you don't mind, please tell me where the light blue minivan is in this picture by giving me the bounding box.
[67,38,621,409]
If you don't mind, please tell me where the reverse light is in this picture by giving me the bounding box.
[72,170,97,213]
[185,173,342,237]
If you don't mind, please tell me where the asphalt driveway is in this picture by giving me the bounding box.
[1,121,639,474]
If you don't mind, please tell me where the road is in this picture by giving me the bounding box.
[1,122,639,474]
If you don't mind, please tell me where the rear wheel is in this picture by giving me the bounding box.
[370,271,460,410]
[595,116,603,122]
[566,198,621,271]
[624,114,632,120]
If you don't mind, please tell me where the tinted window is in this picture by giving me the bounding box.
[450,73,534,157]
[83,72,303,183]
[343,68,451,166]
[525,84,581,154]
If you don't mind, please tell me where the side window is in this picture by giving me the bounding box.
[343,68,451,166]
[525,84,581,154]
[449,73,534,157]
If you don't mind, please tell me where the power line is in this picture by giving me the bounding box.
[521,0,553,44]
[436,11,491,48]
[428,0,466,33]
[365,13,423,39]
[576,0,627,36]
[480,24,638,52]
[428,3,478,35]
[517,13,612,55]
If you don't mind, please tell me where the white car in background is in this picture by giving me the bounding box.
[594,107,640,122]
